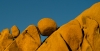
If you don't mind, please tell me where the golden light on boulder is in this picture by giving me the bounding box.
[37,18,57,36]
[11,25,20,38]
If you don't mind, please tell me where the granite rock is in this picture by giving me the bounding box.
[37,18,57,36]
[37,31,69,51]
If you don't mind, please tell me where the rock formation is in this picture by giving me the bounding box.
[37,18,57,36]
[57,19,83,51]
[76,2,100,51]
[0,28,13,51]
[0,2,100,51]
[11,25,20,38]
[81,37,92,51]
[4,25,41,51]
[37,31,69,51]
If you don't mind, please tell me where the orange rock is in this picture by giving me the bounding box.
[82,16,100,51]
[5,25,41,51]
[11,25,20,38]
[0,33,1,37]
[37,31,69,51]
[0,28,13,51]
[4,40,19,51]
[37,18,57,36]
[25,25,41,44]
[75,2,100,51]
[57,20,83,51]
[82,37,92,51]
[76,2,100,29]
[2,2,100,51]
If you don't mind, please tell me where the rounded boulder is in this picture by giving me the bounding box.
[37,18,57,36]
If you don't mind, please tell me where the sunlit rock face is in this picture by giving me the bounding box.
[0,2,100,51]
[57,19,83,51]
[76,2,100,51]
[37,31,69,51]
[15,25,41,51]
[37,18,57,36]
[0,28,13,51]
[4,25,41,51]
[11,25,20,38]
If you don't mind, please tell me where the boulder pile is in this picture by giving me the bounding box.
[0,2,100,51]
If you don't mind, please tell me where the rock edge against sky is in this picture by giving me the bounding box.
[0,2,100,51]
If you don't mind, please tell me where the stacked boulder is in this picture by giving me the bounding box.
[4,25,41,51]
[0,28,13,51]
[0,2,100,51]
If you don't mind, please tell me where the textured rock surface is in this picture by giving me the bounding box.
[76,2,100,51]
[4,25,41,51]
[0,28,13,51]
[37,18,57,36]
[82,37,92,51]
[80,16,100,51]
[11,25,20,38]
[57,20,83,51]
[0,2,100,51]
[37,31,69,51]
[76,2,100,29]
[4,40,19,51]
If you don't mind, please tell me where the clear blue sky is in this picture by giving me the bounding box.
[0,0,99,42]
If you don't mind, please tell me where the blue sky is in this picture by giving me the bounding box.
[0,0,99,42]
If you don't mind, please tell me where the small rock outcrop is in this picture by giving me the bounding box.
[11,25,20,38]
[0,28,13,51]
[4,25,41,51]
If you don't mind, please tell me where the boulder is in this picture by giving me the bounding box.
[0,28,13,51]
[4,25,41,51]
[37,18,57,36]
[76,2,100,29]
[37,31,69,51]
[75,2,100,51]
[57,20,83,51]
[11,25,20,38]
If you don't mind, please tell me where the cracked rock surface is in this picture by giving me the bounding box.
[37,31,69,51]
[0,2,100,51]
[4,25,41,51]
[0,28,13,51]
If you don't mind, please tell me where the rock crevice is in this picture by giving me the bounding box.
[0,2,100,51]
